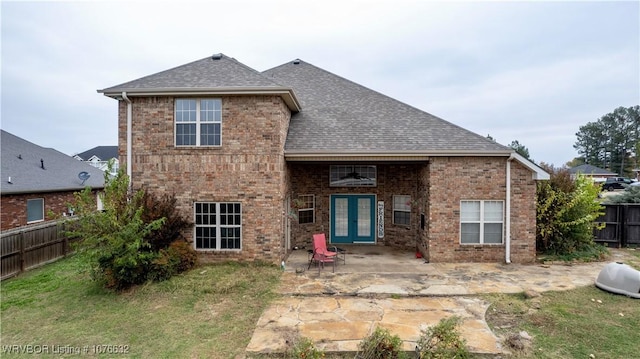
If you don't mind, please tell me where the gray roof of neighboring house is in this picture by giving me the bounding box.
[568,164,617,176]
[75,146,118,161]
[263,60,512,155]
[1,130,106,195]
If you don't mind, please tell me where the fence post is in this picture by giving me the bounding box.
[19,229,25,274]
[621,205,627,248]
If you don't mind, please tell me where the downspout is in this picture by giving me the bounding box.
[505,154,513,264]
[122,92,132,186]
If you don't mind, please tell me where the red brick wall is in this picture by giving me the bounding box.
[288,163,424,250]
[115,96,538,264]
[427,157,536,263]
[1,191,78,230]
[118,95,291,264]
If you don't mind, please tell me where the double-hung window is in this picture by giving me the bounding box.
[27,198,44,223]
[460,200,504,244]
[175,99,222,146]
[194,202,241,250]
[297,195,315,224]
[393,195,411,225]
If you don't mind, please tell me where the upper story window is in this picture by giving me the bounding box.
[330,165,377,187]
[175,99,222,147]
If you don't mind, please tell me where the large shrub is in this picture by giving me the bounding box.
[536,166,605,255]
[67,167,196,290]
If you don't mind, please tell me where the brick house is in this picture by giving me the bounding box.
[98,54,548,264]
[1,130,105,230]
[73,146,119,176]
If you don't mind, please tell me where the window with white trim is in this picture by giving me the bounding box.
[297,195,315,224]
[27,198,44,223]
[460,200,504,244]
[194,202,241,250]
[393,195,411,225]
[175,99,222,146]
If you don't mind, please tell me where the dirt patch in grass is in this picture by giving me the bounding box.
[484,286,640,358]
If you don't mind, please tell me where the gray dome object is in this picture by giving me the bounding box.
[595,262,640,299]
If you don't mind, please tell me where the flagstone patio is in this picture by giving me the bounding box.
[246,246,638,356]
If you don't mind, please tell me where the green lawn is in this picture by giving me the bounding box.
[1,255,281,358]
[2,254,640,358]
[485,286,640,358]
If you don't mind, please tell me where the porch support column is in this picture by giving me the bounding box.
[505,155,513,264]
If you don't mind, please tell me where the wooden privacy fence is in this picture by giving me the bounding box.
[594,204,640,248]
[1,220,74,280]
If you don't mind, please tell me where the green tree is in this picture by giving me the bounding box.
[66,166,195,290]
[536,165,605,256]
[574,106,640,175]
[565,157,585,168]
[68,168,165,289]
[508,140,531,160]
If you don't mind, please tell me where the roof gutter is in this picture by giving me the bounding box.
[284,150,514,160]
[100,87,301,113]
[122,92,132,186]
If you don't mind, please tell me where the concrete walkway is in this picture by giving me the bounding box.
[246,246,638,356]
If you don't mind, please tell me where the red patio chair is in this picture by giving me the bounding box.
[308,233,337,273]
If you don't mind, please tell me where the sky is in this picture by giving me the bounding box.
[1,0,639,167]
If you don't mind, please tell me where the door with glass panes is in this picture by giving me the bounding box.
[330,195,375,244]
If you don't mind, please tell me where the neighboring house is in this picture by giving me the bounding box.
[73,146,119,176]
[1,130,105,230]
[568,164,617,182]
[98,54,549,264]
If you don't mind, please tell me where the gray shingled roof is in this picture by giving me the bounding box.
[75,146,118,161]
[568,164,617,176]
[100,54,284,92]
[263,60,512,155]
[1,130,105,195]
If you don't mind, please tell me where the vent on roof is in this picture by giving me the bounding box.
[293,59,300,65]
[211,53,223,60]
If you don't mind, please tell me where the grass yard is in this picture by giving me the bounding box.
[1,255,281,358]
[485,285,640,358]
[2,250,640,358]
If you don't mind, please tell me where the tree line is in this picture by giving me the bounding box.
[574,105,640,176]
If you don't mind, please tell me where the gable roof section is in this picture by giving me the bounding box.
[1,130,105,195]
[262,60,512,158]
[75,146,118,161]
[568,164,617,176]
[98,54,300,111]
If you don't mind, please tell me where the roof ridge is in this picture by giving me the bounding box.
[264,59,510,152]
[101,54,284,92]
[225,55,285,87]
